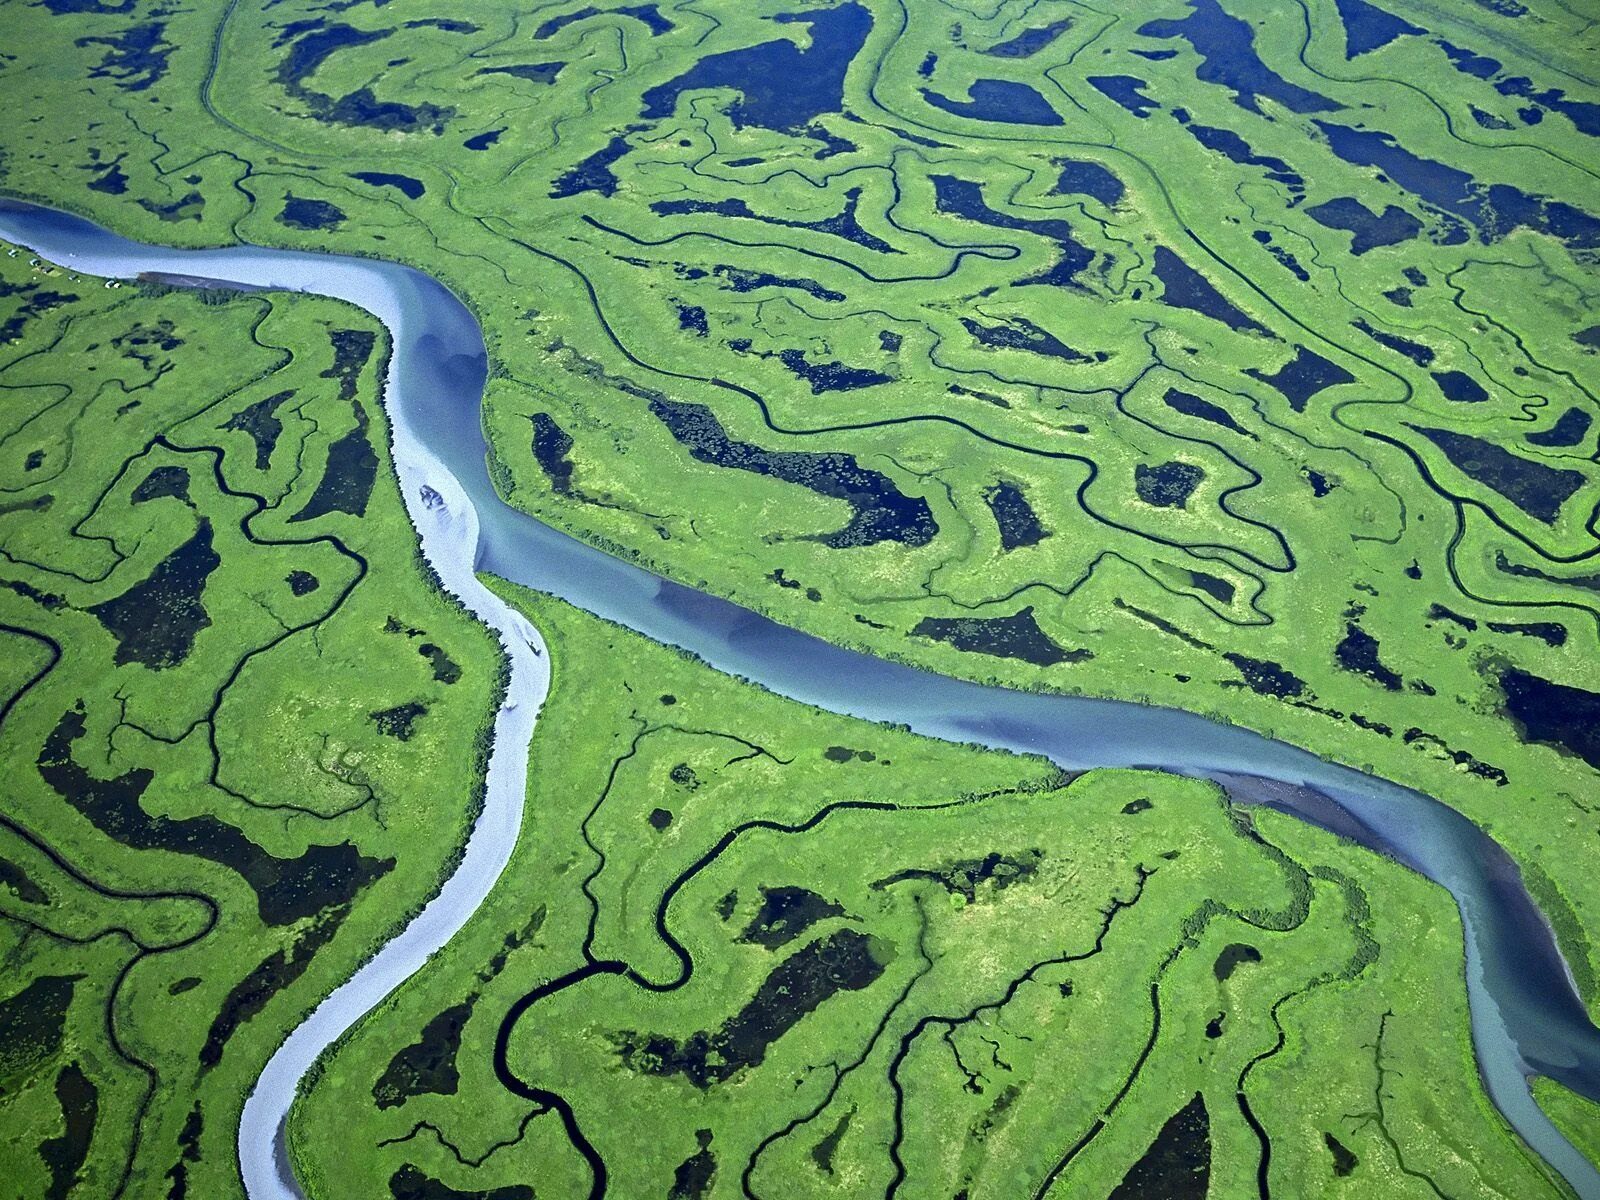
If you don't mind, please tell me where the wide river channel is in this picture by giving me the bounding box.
[3,198,1598,1199]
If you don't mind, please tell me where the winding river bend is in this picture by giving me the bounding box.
[4,198,1599,1199]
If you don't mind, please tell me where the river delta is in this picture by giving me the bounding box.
[1,0,1598,1197]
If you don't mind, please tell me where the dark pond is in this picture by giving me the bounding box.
[1501,670,1600,771]
[1186,568,1234,605]
[475,63,563,86]
[1488,620,1566,648]
[38,708,391,926]
[419,642,461,683]
[1213,942,1262,981]
[986,19,1073,58]
[668,1129,715,1200]
[922,80,1062,126]
[0,974,80,1087]
[89,161,130,195]
[1315,121,1600,250]
[89,520,218,668]
[964,315,1090,363]
[1089,75,1159,118]
[203,909,349,1070]
[737,885,844,949]
[550,136,631,200]
[648,394,937,549]
[1354,317,1434,366]
[1324,1130,1359,1175]
[348,172,425,201]
[278,196,345,232]
[1106,1092,1211,1199]
[1526,407,1590,447]
[323,328,376,400]
[389,1164,531,1200]
[371,701,427,740]
[131,464,190,504]
[1163,387,1253,438]
[1246,345,1355,411]
[1334,0,1422,57]
[79,20,173,93]
[707,264,844,303]
[1409,423,1585,524]
[1306,197,1421,254]
[1136,461,1204,509]
[1432,369,1489,403]
[372,998,475,1108]
[289,408,376,521]
[1335,623,1403,690]
[166,1103,203,1199]
[0,854,48,904]
[621,928,888,1087]
[1153,247,1268,335]
[222,388,295,469]
[639,3,871,131]
[912,608,1088,667]
[1496,77,1600,138]
[39,1062,98,1200]
[1053,160,1124,206]
[1224,652,1307,699]
[775,348,892,393]
[1140,0,1339,114]
[1437,39,1502,80]
[1186,123,1303,193]
[529,411,576,495]
[811,1109,852,1173]
[984,480,1050,550]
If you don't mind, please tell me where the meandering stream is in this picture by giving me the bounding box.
[3,198,1597,1199]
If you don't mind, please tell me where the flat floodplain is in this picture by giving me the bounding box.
[0,254,501,1197]
[0,0,1597,1195]
[291,582,1568,1199]
[6,0,1593,1010]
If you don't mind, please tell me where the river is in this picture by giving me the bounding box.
[2,197,1597,1199]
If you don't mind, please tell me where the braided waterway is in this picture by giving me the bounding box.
[3,198,1597,1199]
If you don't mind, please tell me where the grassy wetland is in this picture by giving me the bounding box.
[0,250,501,1196]
[289,582,1568,1199]
[0,0,1598,1194]
[3,0,1596,1006]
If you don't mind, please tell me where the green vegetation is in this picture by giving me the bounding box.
[1,0,1595,1024]
[0,251,500,1195]
[3,0,1600,1193]
[1534,1077,1600,1172]
[290,582,1565,1198]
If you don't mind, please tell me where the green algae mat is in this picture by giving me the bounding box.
[1,0,1598,1195]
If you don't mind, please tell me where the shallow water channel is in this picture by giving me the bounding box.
[3,198,1597,1199]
